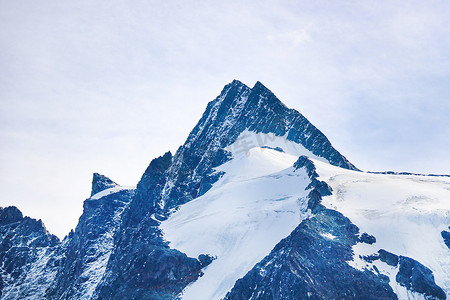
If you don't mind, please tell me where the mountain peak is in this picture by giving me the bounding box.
[0,206,23,225]
[252,80,269,90]
[154,80,357,214]
[230,79,246,86]
[91,173,119,196]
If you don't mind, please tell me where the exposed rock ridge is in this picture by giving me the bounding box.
[91,173,119,197]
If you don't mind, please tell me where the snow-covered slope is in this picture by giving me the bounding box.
[314,159,450,296]
[161,134,314,299]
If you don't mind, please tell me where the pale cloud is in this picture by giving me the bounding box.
[267,28,311,47]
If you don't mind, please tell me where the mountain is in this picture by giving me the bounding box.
[1,80,448,299]
[0,207,59,299]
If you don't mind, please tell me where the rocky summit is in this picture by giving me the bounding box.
[1,81,448,299]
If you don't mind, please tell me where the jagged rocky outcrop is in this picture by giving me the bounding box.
[91,173,119,196]
[362,249,446,299]
[46,174,134,299]
[442,228,450,249]
[95,154,204,300]
[0,207,59,299]
[0,174,136,300]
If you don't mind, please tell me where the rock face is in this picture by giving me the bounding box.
[0,207,59,299]
[46,188,135,299]
[225,209,397,299]
[91,173,118,196]
[396,256,446,299]
[442,229,450,249]
[95,153,204,300]
[0,80,447,299]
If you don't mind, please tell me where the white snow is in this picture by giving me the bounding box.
[161,133,315,300]
[320,232,337,240]
[313,159,450,297]
[223,130,329,165]
[90,186,134,200]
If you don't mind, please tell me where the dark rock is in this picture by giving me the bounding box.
[396,256,446,299]
[360,233,377,244]
[295,156,333,197]
[91,173,119,196]
[0,207,59,299]
[307,189,324,214]
[94,151,204,299]
[294,155,319,179]
[441,230,450,249]
[362,254,380,263]
[46,189,135,299]
[261,146,284,152]
[307,180,333,197]
[0,206,23,225]
[378,249,399,267]
[198,254,215,268]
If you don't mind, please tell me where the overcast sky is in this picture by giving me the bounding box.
[1,0,449,238]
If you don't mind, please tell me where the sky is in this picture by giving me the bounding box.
[1,0,449,238]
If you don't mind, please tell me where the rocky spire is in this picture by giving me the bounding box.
[91,173,119,196]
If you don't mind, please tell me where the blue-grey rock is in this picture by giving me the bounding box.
[46,189,135,299]
[0,206,59,299]
[94,152,204,299]
[360,233,377,244]
[396,256,446,299]
[198,254,215,268]
[442,230,450,249]
[378,249,399,267]
[91,173,119,196]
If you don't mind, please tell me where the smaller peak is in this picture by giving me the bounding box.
[144,151,173,175]
[216,80,250,101]
[224,80,250,91]
[0,206,23,225]
[252,81,270,92]
[91,173,119,197]
[230,79,245,86]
